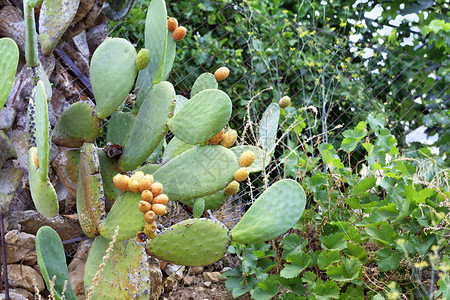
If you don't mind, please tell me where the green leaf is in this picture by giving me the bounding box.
[365,222,397,245]
[318,143,345,169]
[280,252,311,279]
[252,277,280,300]
[321,233,348,250]
[326,258,362,284]
[276,276,305,296]
[345,242,368,263]
[338,284,365,299]
[304,173,328,193]
[367,113,385,131]
[310,280,340,300]
[282,234,305,259]
[301,271,316,286]
[352,176,377,195]
[377,248,401,272]
[317,250,341,270]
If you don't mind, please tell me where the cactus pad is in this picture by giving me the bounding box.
[106,111,136,146]
[98,191,146,241]
[52,102,102,148]
[167,89,231,145]
[84,236,151,299]
[190,73,218,97]
[0,38,19,111]
[35,226,77,300]
[258,103,280,155]
[174,95,188,115]
[183,190,227,210]
[98,151,120,203]
[118,81,175,171]
[153,145,238,201]
[34,81,49,180]
[231,145,270,173]
[91,38,137,119]
[28,147,59,217]
[161,136,194,163]
[231,179,306,244]
[146,218,231,266]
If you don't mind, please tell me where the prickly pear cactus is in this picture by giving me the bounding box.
[191,73,218,97]
[35,226,77,300]
[231,179,306,244]
[34,81,50,180]
[259,103,280,155]
[146,218,231,266]
[0,38,19,111]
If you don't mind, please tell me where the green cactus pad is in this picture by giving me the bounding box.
[35,81,49,180]
[91,38,137,119]
[231,179,306,244]
[0,168,23,214]
[52,102,102,148]
[258,103,280,155]
[35,226,77,300]
[98,191,146,241]
[146,138,164,163]
[181,190,227,210]
[146,218,231,266]
[76,143,105,239]
[118,81,175,171]
[191,73,218,97]
[52,149,80,196]
[28,147,59,218]
[230,145,271,173]
[174,95,188,115]
[153,145,238,201]
[84,236,151,299]
[161,136,194,163]
[136,163,161,175]
[106,111,136,146]
[39,0,80,55]
[162,31,176,80]
[98,151,120,204]
[167,89,231,145]
[0,38,19,111]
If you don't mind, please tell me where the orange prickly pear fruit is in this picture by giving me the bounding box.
[153,194,169,205]
[144,210,157,223]
[224,180,239,196]
[128,179,140,193]
[239,150,256,167]
[220,129,237,148]
[167,17,178,32]
[136,231,147,243]
[139,174,154,192]
[130,171,145,181]
[150,182,163,197]
[214,66,230,82]
[33,151,39,168]
[234,168,249,182]
[173,26,187,41]
[208,128,224,145]
[113,174,130,191]
[145,221,158,233]
[278,96,291,108]
[141,190,154,203]
[138,200,152,213]
[152,203,167,216]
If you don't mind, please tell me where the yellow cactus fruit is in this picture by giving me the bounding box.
[278,96,291,108]
[139,174,154,193]
[33,151,39,168]
[145,221,158,233]
[224,180,239,196]
[128,179,140,193]
[136,231,147,243]
[167,17,178,32]
[130,171,145,181]
[214,66,230,82]
[113,174,130,191]
[144,210,157,223]
[141,190,154,203]
[239,150,256,167]
[150,182,163,197]
[208,129,224,145]
[234,168,249,181]
[146,230,157,240]
[152,203,167,216]
[220,129,237,148]
[153,194,169,205]
[138,201,152,213]
[173,26,187,41]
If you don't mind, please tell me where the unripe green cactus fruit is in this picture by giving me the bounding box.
[278,95,291,108]
[230,179,306,244]
[84,235,151,299]
[193,198,205,218]
[168,89,232,145]
[146,218,231,266]
[35,226,77,300]
[135,48,151,70]
[91,38,137,119]
[0,38,19,111]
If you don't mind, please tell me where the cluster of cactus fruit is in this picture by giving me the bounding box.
[2,0,306,298]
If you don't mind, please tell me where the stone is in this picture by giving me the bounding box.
[164,264,185,277]
[202,271,222,283]
[0,288,29,300]
[9,129,27,174]
[189,265,203,275]
[0,168,23,214]
[1,230,37,265]
[0,130,17,169]
[149,261,163,296]
[0,106,16,130]
[183,275,195,286]
[6,264,45,292]
[12,288,33,300]
[68,240,92,300]
[220,267,231,273]
[203,281,211,287]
